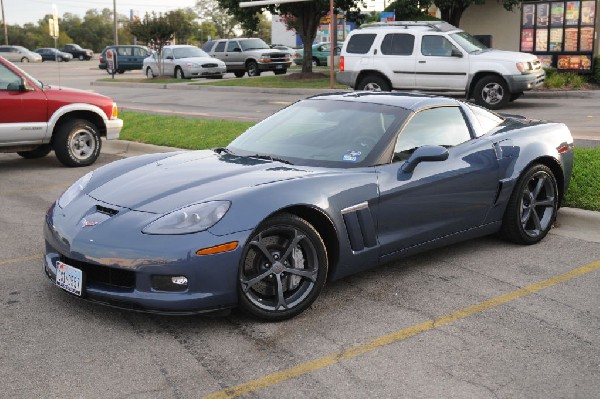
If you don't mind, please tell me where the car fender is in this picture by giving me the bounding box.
[47,103,109,141]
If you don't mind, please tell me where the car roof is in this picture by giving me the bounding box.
[358,20,460,33]
[308,92,460,112]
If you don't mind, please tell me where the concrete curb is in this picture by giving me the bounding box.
[90,80,600,98]
[102,139,600,241]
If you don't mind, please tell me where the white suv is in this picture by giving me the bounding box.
[336,21,544,109]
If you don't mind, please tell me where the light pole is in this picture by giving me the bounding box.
[1,0,8,45]
[113,0,118,45]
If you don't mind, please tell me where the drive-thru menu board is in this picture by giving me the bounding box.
[521,1,596,71]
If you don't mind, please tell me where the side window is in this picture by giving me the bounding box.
[133,47,146,56]
[421,35,458,57]
[346,34,377,54]
[0,64,22,91]
[117,47,131,56]
[226,41,240,52]
[394,107,472,161]
[214,42,226,52]
[201,41,213,52]
[466,104,504,137]
[381,33,415,56]
[0,48,8,53]
[162,48,173,59]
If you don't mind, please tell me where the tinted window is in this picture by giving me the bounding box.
[346,34,376,54]
[214,42,226,52]
[239,38,270,50]
[381,33,415,56]
[133,47,149,56]
[173,47,208,59]
[394,107,471,161]
[117,47,132,56]
[162,48,173,58]
[0,63,21,91]
[201,41,214,52]
[421,35,458,57]
[226,41,240,52]
[0,48,7,53]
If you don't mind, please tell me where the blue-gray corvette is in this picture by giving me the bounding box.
[44,93,574,320]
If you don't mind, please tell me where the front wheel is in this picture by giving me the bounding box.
[21,57,29,63]
[473,76,509,109]
[175,67,185,79]
[145,67,155,79]
[53,119,101,167]
[499,164,558,244]
[234,71,245,78]
[356,75,391,91]
[238,213,328,321]
[246,61,261,77]
[78,55,85,61]
[17,145,52,159]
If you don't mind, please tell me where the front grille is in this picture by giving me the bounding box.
[270,54,287,60]
[202,63,218,68]
[60,256,135,289]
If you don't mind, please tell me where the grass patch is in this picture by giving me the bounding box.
[97,77,184,84]
[563,147,600,212]
[119,111,254,150]
[192,72,348,89]
[118,112,598,212]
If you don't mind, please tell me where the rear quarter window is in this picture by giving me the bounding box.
[381,33,415,56]
[214,42,226,52]
[346,34,376,54]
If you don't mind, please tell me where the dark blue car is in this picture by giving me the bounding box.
[44,93,574,320]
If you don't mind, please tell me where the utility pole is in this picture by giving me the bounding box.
[113,0,118,45]
[1,0,8,45]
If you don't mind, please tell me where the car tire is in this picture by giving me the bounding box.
[145,67,155,79]
[175,67,185,79]
[238,213,328,321]
[21,57,29,63]
[234,71,245,78]
[53,119,101,167]
[17,145,52,159]
[117,70,125,74]
[274,69,286,75]
[246,61,261,77]
[499,164,558,245]
[78,55,85,61]
[473,75,509,110]
[312,57,319,67]
[356,75,391,92]
[510,92,523,102]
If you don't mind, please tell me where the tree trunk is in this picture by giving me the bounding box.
[438,2,468,27]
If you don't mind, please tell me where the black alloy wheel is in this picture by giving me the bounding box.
[238,213,328,321]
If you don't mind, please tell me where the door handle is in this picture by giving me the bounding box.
[418,60,426,63]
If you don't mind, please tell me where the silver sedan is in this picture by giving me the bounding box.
[143,45,226,79]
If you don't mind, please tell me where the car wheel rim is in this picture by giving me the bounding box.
[482,82,504,105]
[519,171,555,238]
[69,129,96,161]
[248,65,257,76]
[176,69,183,79]
[240,225,319,312]
[364,82,382,91]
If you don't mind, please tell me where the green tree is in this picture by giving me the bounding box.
[242,13,272,44]
[384,0,436,22]
[198,20,218,44]
[216,0,362,73]
[128,12,175,75]
[166,8,198,44]
[196,0,238,38]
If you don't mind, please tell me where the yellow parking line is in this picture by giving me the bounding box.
[269,101,292,105]
[0,255,40,266]
[203,260,600,399]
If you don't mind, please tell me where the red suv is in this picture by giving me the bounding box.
[0,56,122,166]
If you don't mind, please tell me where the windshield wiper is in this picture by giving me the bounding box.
[248,154,293,165]
[214,147,235,155]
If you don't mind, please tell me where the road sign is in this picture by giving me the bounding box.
[106,48,117,77]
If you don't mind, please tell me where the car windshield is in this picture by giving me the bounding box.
[70,44,82,50]
[173,47,208,59]
[228,98,408,168]
[240,38,270,51]
[450,32,488,53]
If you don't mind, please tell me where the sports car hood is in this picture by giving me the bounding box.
[88,151,316,214]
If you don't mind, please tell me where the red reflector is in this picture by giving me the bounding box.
[558,145,569,154]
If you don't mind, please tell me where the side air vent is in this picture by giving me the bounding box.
[341,202,377,252]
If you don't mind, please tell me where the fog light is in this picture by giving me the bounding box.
[152,275,188,292]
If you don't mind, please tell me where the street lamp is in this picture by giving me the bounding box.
[1,0,8,45]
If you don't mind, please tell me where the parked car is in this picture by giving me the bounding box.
[34,48,73,62]
[203,38,291,77]
[43,92,573,320]
[0,56,122,166]
[60,44,94,60]
[336,21,545,109]
[143,45,226,79]
[99,45,151,73]
[293,42,341,66]
[0,45,42,62]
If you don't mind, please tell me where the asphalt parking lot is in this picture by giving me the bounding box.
[1,144,599,398]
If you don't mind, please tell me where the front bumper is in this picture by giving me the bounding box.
[505,70,545,93]
[258,61,292,71]
[44,197,251,314]
[184,65,226,78]
[105,118,123,140]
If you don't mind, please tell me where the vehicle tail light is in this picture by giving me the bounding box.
[339,56,345,72]
[99,56,104,62]
[111,103,118,119]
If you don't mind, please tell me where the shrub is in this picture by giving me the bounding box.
[544,73,567,88]
[544,71,587,89]
[592,56,600,83]
[564,72,586,88]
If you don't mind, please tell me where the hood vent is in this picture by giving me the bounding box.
[96,205,119,216]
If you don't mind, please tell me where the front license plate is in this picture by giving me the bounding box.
[55,261,83,296]
[276,65,282,69]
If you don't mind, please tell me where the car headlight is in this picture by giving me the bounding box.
[58,171,94,208]
[185,62,200,67]
[142,201,230,235]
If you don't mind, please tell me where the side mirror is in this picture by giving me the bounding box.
[451,49,463,58]
[401,145,449,173]
[166,55,173,60]
[7,78,28,92]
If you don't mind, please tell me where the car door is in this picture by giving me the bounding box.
[225,40,244,69]
[375,105,499,257]
[415,34,469,90]
[0,62,48,144]
[116,46,133,70]
[376,33,417,90]
[210,41,227,63]
[161,48,175,76]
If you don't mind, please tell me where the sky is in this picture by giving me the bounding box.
[3,0,199,26]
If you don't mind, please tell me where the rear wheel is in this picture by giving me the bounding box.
[78,55,85,61]
[238,213,328,321]
[356,75,391,91]
[17,145,52,159]
[499,164,558,244]
[175,67,185,79]
[247,61,260,77]
[53,119,101,167]
[473,75,509,110]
